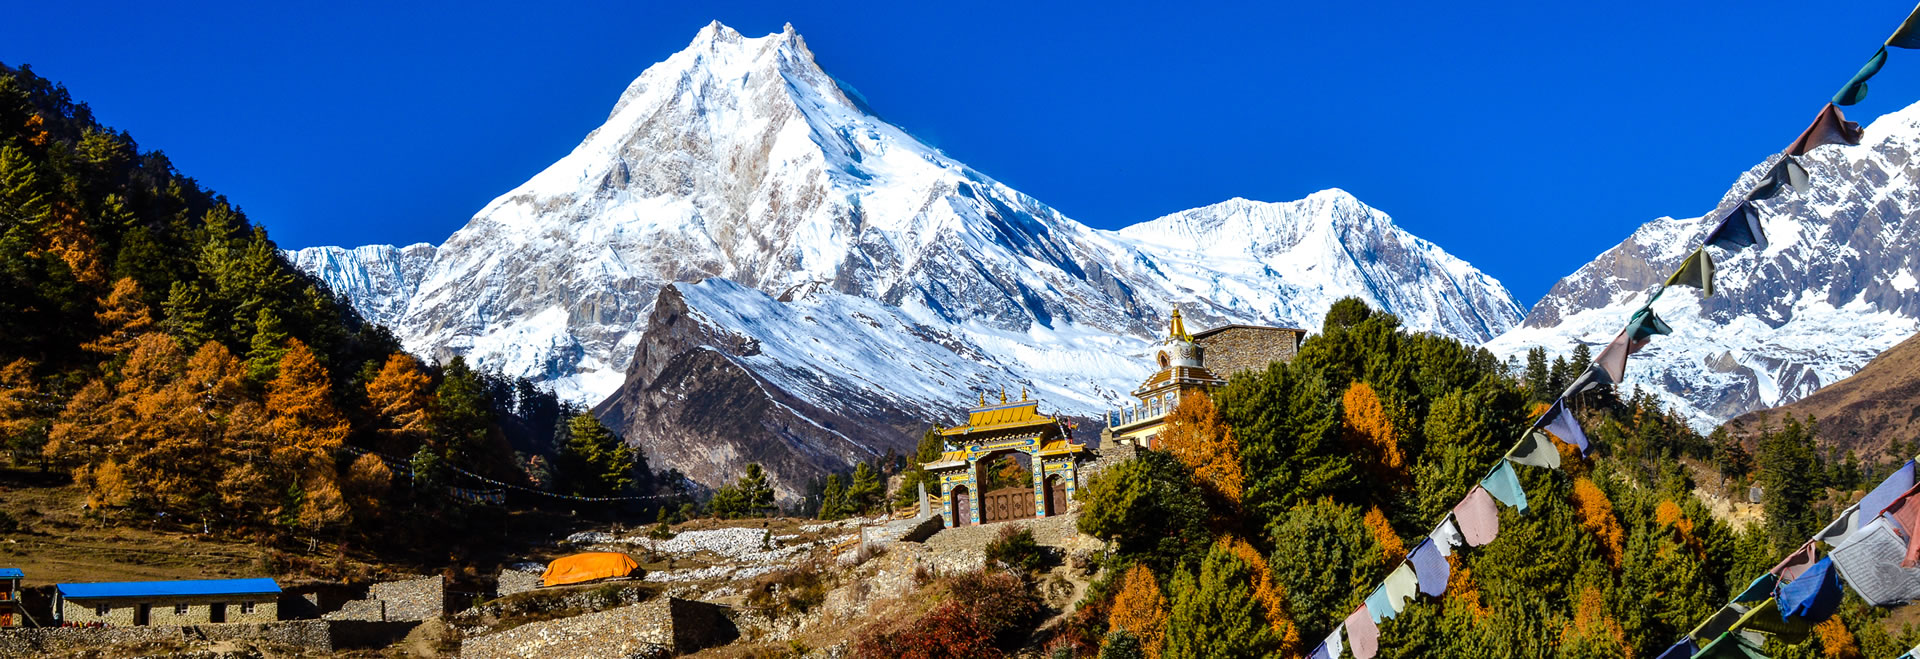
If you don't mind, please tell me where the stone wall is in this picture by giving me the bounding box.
[322,598,384,622]
[495,569,543,598]
[460,597,735,659]
[60,595,276,626]
[0,619,331,655]
[368,575,444,621]
[1195,326,1305,378]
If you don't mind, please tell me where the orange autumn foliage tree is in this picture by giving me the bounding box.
[1158,394,1245,507]
[365,353,433,453]
[1109,564,1168,658]
[1560,586,1632,656]
[1571,478,1626,569]
[1342,381,1406,478]
[1655,499,1705,557]
[1444,555,1489,619]
[265,339,350,530]
[79,277,153,361]
[1364,506,1405,563]
[1814,618,1861,659]
[1221,536,1302,656]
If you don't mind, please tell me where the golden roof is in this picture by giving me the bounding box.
[1169,308,1191,341]
[941,400,1057,436]
[1038,439,1089,456]
[1137,365,1226,391]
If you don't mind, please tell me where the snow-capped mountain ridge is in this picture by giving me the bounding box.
[287,22,1524,495]
[1490,100,1920,429]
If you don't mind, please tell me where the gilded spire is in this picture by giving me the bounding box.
[1021,386,1028,401]
[1169,308,1191,341]
[979,390,986,406]
[1000,387,1008,404]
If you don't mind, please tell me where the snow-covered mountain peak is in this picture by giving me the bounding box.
[292,22,1526,494]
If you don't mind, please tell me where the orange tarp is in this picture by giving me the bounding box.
[541,552,639,587]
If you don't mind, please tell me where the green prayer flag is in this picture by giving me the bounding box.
[1665,248,1715,297]
[1890,4,1920,49]
[1834,47,1887,106]
[1626,307,1672,343]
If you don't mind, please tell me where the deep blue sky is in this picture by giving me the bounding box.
[10,2,1920,304]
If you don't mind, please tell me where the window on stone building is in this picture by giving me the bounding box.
[174,603,188,615]
[95,604,109,616]
[241,602,255,614]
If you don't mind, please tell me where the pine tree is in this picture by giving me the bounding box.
[1758,415,1821,551]
[365,353,432,453]
[1524,347,1551,401]
[893,426,947,507]
[847,461,882,515]
[161,280,212,346]
[1342,381,1406,478]
[1162,542,1281,659]
[244,307,289,383]
[562,413,635,497]
[0,359,50,466]
[738,463,775,516]
[818,474,849,520]
[1076,451,1210,575]
[433,356,492,465]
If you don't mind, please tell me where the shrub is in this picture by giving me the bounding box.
[745,562,830,617]
[984,524,1049,573]
[853,570,1043,659]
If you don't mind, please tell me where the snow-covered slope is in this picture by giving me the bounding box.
[1488,102,1920,430]
[284,243,436,329]
[289,22,1523,495]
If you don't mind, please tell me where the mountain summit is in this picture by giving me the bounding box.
[289,23,1522,496]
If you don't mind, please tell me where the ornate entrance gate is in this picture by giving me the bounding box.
[982,486,1035,523]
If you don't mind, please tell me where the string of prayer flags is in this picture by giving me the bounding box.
[1704,201,1768,252]
[1688,604,1746,645]
[1890,3,1920,49]
[1564,363,1607,397]
[1364,585,1395,623]
[1694,630,1767,659]
[1834,47,1888,106]
[1862,460,1917,519]
[1595,329,1633,385]
[1345,606,1380,659]
[1730,598,1811,643]
[1538,398,1591,454]
[1410,540,1449,596]
[1829,517,1920,605]
[1745,156,1810,202]
[1880,485,1920,566]
[1778,557,1843,622]
[1665,247,1716,297]
[1454,487,1500,546]
[1786,103,1865,157]
[1816,504,1863,545]
[1655,638,1701,659]
[1383,564,1419,615]
[1310,628,1343,659]
[1430,516,1465,556]
[1482,461,1529,512]
[1505,431,1562,469]
[1771,541,1819,581]
[1732,574,1777,603]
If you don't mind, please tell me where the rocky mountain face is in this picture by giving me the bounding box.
[286,22,1523,498]
[1488,102,1920,430]
[1725,329,1920,459]
[284,243,436,330]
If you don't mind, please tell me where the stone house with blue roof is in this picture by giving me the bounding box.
[0,568,22,627]
[54,578,279,626]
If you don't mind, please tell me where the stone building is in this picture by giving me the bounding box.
[54,578,279,626]
[922,392,1091,528]
[1102,310,1307,448]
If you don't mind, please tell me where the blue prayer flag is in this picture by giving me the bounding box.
[1484,461,1529,513]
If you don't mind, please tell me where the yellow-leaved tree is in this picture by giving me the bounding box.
[1158,394,1245,508]
[1109,563,1169,658]
[1342,381,1406,479]
[79,277,153,361]
[1571,478,1625,570]
[365,353,433,454]
[265,339,350,530]
[1221,536,1302,656]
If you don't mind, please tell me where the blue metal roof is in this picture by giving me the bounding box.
[0,568,22,579]
[56,578,280,599]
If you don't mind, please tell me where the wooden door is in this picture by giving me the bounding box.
[210,603,226,623]
[1045,476,1067,516]
[135,604,150,626]
[983,486,1033,522]
[952,487,970,526]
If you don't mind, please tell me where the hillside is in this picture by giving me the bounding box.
[1727,330,1920,457]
